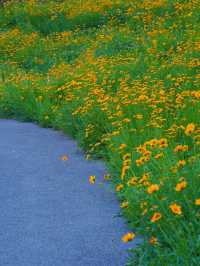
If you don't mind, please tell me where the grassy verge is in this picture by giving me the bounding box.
[0,0,200,265]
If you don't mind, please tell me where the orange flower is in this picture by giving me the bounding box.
[169,203,182,215]
[147,139,158,148]
[177,160,186,167]
[139,173,150,184]
[185,123,195,135]
[175,181,187,192]
[121,165,130,179]
[122,232,135,243]
[195,198,200,206]
[136,157,145,166]
[174,145,188,152]
[122,153,131,160]
[127,176,137,186]
[147,184,160,194]
[154,152,164,159]
[151,212,162,222]
[143,149,151,157]
[136,145,146,153]
[158,138,168,148]
[119,144,127,150]
[116,184,124,192]
[61,155,68,161]
[149,237,158,245]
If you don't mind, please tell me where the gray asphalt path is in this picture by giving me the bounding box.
[0,119,140,266]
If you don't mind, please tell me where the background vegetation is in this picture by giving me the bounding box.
[0,0,200,265]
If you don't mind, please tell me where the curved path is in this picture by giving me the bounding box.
[0,120,140,266]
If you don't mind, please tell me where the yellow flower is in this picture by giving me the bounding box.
[138,95,148,101]
[121,165,130,179]
[136,156,146,166]
[61,155,68,161]
[143,150,151,157]
[195,198,200,206]
[116,184,124,192]
[139,173,150,184]
[104,174,110,180]
[175,180,187,192]
[136,145,146,153]
[154,152,164,159]
[158,138,168,148]
[120,201,129,209]
[174,145,188,152]
[177,160,186,167]
[169,203,182,215]
[147,139,158,148]
[122,232,135,243]
[127,7,134,15]
[122,153,131,160]
[150,212,162,222]
[149,237,158,245]
[127,176,137,186]
[147,184,160,194]
[119,144,127,150]
[89,175,96,184]
[185,123,195,135]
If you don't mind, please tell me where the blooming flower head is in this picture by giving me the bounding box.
[127,176,137,186]
[116,184,124,192]
[174,145,188,152]
[149,237,158,245]
[121,165,130,179]
[147,139,158,148]
[120,201,129,209]
[154,152,164,159]
[123,153,131,160]
[158,138,168,148]
[185,123,195,135]
[136,157,146,166]
[89,175,96,184]
[61,155,68,161]
[147,184,160,194]
[177,160,186,167]
[104,174,110,180]
[136,145,146,153]
[139,173,150,184]
[119,144,127,150]
[195,198,200,206]
[169,203,182,215]
[122,232,135,243]
[151,212,162,222]
[175,180,187,192]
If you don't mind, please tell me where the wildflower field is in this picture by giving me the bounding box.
[0,0,200,265]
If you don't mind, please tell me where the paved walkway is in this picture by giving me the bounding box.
[0,120,139,266]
